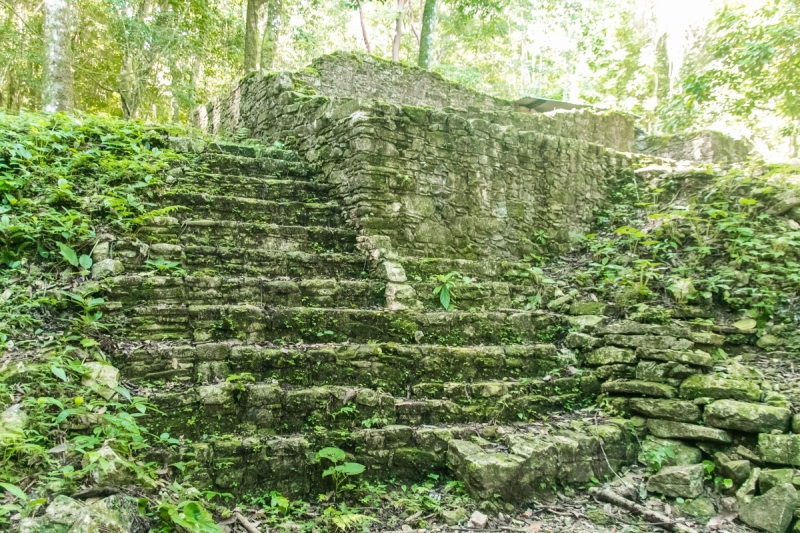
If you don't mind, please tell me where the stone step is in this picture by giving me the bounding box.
[401,256,540,285]
[167,172,329,201]
[102,276,384,309]
[151,419,637,500]
[194,152,311,177]
[159,192,343,227]
[115,305,568,344]
[112,241,371,279]
[411,280,542,311]
[137,220,357,253]
[141,378,597,439]
[116,341,569,391]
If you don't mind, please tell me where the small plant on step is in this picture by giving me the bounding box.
[640,445,675,472]
[315,447,365,498]
[59,289,107,331]
[322,503,375,532]
[431,271,471,311]
[145,256,185,276]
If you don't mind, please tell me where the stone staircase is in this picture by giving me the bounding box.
[91,140,795,529]
[92,142,641,502]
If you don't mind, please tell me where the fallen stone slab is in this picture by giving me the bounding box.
[703,399,790,434]
[679,374,762,402]
[739,483,797,533]
[601,380,677,398]
[629,398,700,423]
[646,464,704,498]
[636,348,713,368]
[647,418,732,443]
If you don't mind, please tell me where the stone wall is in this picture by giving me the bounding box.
[204,71,636,260]
[295,52,511,113]
[636,130,752,163]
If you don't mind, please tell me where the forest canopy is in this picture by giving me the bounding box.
[0,0,798,158]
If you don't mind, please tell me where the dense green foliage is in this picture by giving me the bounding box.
[566,162,800,334]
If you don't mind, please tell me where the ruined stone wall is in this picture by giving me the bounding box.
[636,130,752,163]
[205,73,635,260]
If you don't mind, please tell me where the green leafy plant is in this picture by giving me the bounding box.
[158,500,224,533]
[315,447,365,498]
[431,271,472,311]
[144,256,185,275]
[641,445,675,472]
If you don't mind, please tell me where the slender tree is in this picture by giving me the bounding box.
[260,0,282,71]
[357,0,371,53]
[42,0,73,112]
[417,0,436,68]
[392,0,404,61]
[244,0,264,72]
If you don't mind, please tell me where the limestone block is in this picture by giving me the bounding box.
[629,398,700,423]
[601,380,677,399]
[647,418,732,443]
[680,374,762,402]
[636,348,713,368]
[638,436,703,467]
[739,483,797,533]
[758,434,800,466]
[703,400,790,434]
[585,346,636,365]
[92,258,124,280]
[645,464,704,498]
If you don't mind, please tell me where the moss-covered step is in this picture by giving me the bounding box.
[111,241,371,279]
[448,421,639,504]
[117,342,568,391]
[193,152,311,177]
[401,256,541,285]
[412,280,544,310]
[158,193,344,227]
[119,305,569,344]
[138,220,357,253]
[167,172,330,201]
[102,276,385,309]
[141,378,597,438]
[159,422,621,499]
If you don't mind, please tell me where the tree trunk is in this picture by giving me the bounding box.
[260,0,281,71]
[119,53,141,118]
[417,0,436,69]
[42,0,73,112]
[244,0,263,73]
[357,0,371,54]
[392,0,404,61]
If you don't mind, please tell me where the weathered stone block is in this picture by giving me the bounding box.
[629,398,700,423]
[758,434,800,466]
[635,348,713,368]
[638,436,703,467]
[585,346,636,365]
[680,374,762,402]
[739,483,797,533]
[645,464,704,498]
[647,418,732,443]
[703,400,790,434]
[601,380,677,398]
[605,335,693,351]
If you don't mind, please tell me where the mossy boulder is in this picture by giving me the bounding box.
[703,400,790,434]
[675,496,716,520]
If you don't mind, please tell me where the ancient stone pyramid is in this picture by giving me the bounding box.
[95,53,793,517]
